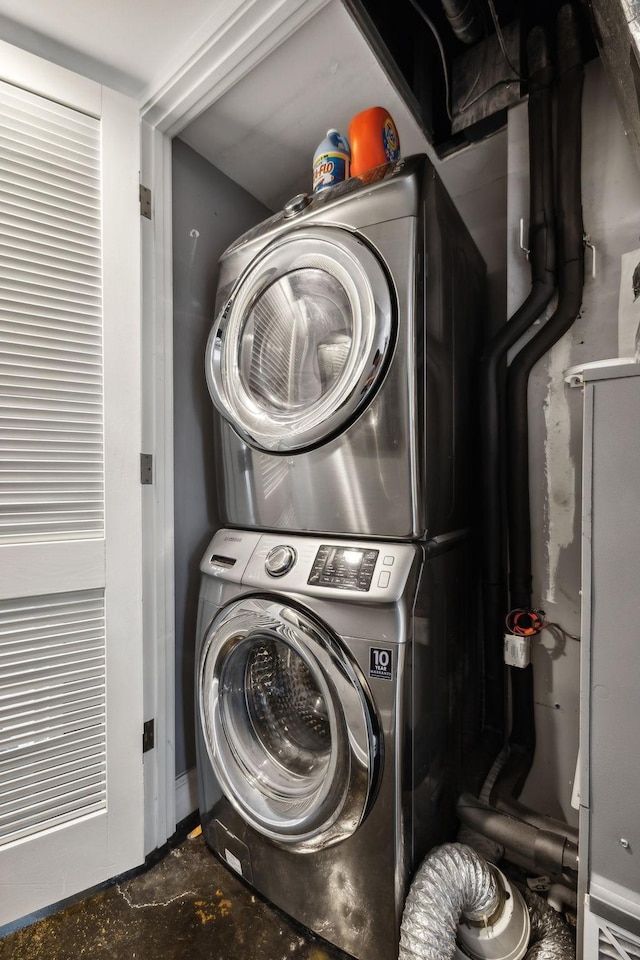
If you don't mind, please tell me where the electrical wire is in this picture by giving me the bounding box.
[486,0,524,80]
[505,609,580,642]
[505,608,545,636]
[408,0,453,122]
[542,622,581,643]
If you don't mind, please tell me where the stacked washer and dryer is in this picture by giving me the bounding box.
[195,154,486,960]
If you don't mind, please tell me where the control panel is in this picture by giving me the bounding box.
[240,532,418,603]
[308,545,379,591]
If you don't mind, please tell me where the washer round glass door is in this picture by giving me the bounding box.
[198,596,380,849]
[205,228,394,452]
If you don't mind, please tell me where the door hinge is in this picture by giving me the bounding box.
[140,184,152,220]
[143,719,155,753]
[140,453,153,484]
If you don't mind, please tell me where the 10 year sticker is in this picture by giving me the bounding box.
[369,647,393,681]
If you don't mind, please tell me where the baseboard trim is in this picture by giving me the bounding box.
[175,767,198,824]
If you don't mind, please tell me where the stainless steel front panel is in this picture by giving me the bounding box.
[195,530,482,960]
[211,156,485,540]
[215,215,419,538]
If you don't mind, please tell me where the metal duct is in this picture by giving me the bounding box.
[521,888,576,960]
[440,0,483,44]
[457,794,579,875]
[399,843,530,960]
[494,795,579,848]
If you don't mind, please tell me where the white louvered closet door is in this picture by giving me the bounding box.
[0,43,143,926]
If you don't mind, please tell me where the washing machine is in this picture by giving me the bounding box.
[195,527,482,960]
[205,154,485,541]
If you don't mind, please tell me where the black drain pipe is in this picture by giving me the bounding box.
[479,24,556,744]
[501,3,585,798]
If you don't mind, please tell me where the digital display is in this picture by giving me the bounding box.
[307,545,379,591]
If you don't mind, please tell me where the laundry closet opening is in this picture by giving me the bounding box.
[168,0,507,808]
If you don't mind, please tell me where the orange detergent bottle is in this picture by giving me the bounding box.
[348,107,400,177]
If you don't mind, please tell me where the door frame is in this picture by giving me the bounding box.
[139,0,331,853]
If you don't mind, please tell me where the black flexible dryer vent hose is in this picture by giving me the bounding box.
[479,24,556,741]
[504,2,585,785]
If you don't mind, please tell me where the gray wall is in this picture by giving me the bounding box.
[172,139,271,777]
[437,129,507,336]
[507,59,640,822]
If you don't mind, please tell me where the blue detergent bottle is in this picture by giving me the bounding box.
[312,129,351,193]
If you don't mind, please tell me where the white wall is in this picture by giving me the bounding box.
[507,58,640,822]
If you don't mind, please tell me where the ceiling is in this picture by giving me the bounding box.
[0,0,225,98]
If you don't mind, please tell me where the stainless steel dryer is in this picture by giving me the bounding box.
[195,527,481,960]
[205,154,485,541]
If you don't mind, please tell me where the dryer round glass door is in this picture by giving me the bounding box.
[198,595,380,849]
[205,228,395,452]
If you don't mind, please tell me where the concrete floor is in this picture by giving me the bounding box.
[0,832,350,960]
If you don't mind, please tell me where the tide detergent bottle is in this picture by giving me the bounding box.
[348,107,400,177]
[312,129,350,193]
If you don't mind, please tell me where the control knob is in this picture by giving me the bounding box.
[283,193,311,218]
[265,545,297,577]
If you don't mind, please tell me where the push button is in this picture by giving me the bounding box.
[377,571,390,588]
[283,193,311,218]
[383,556,394,566]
